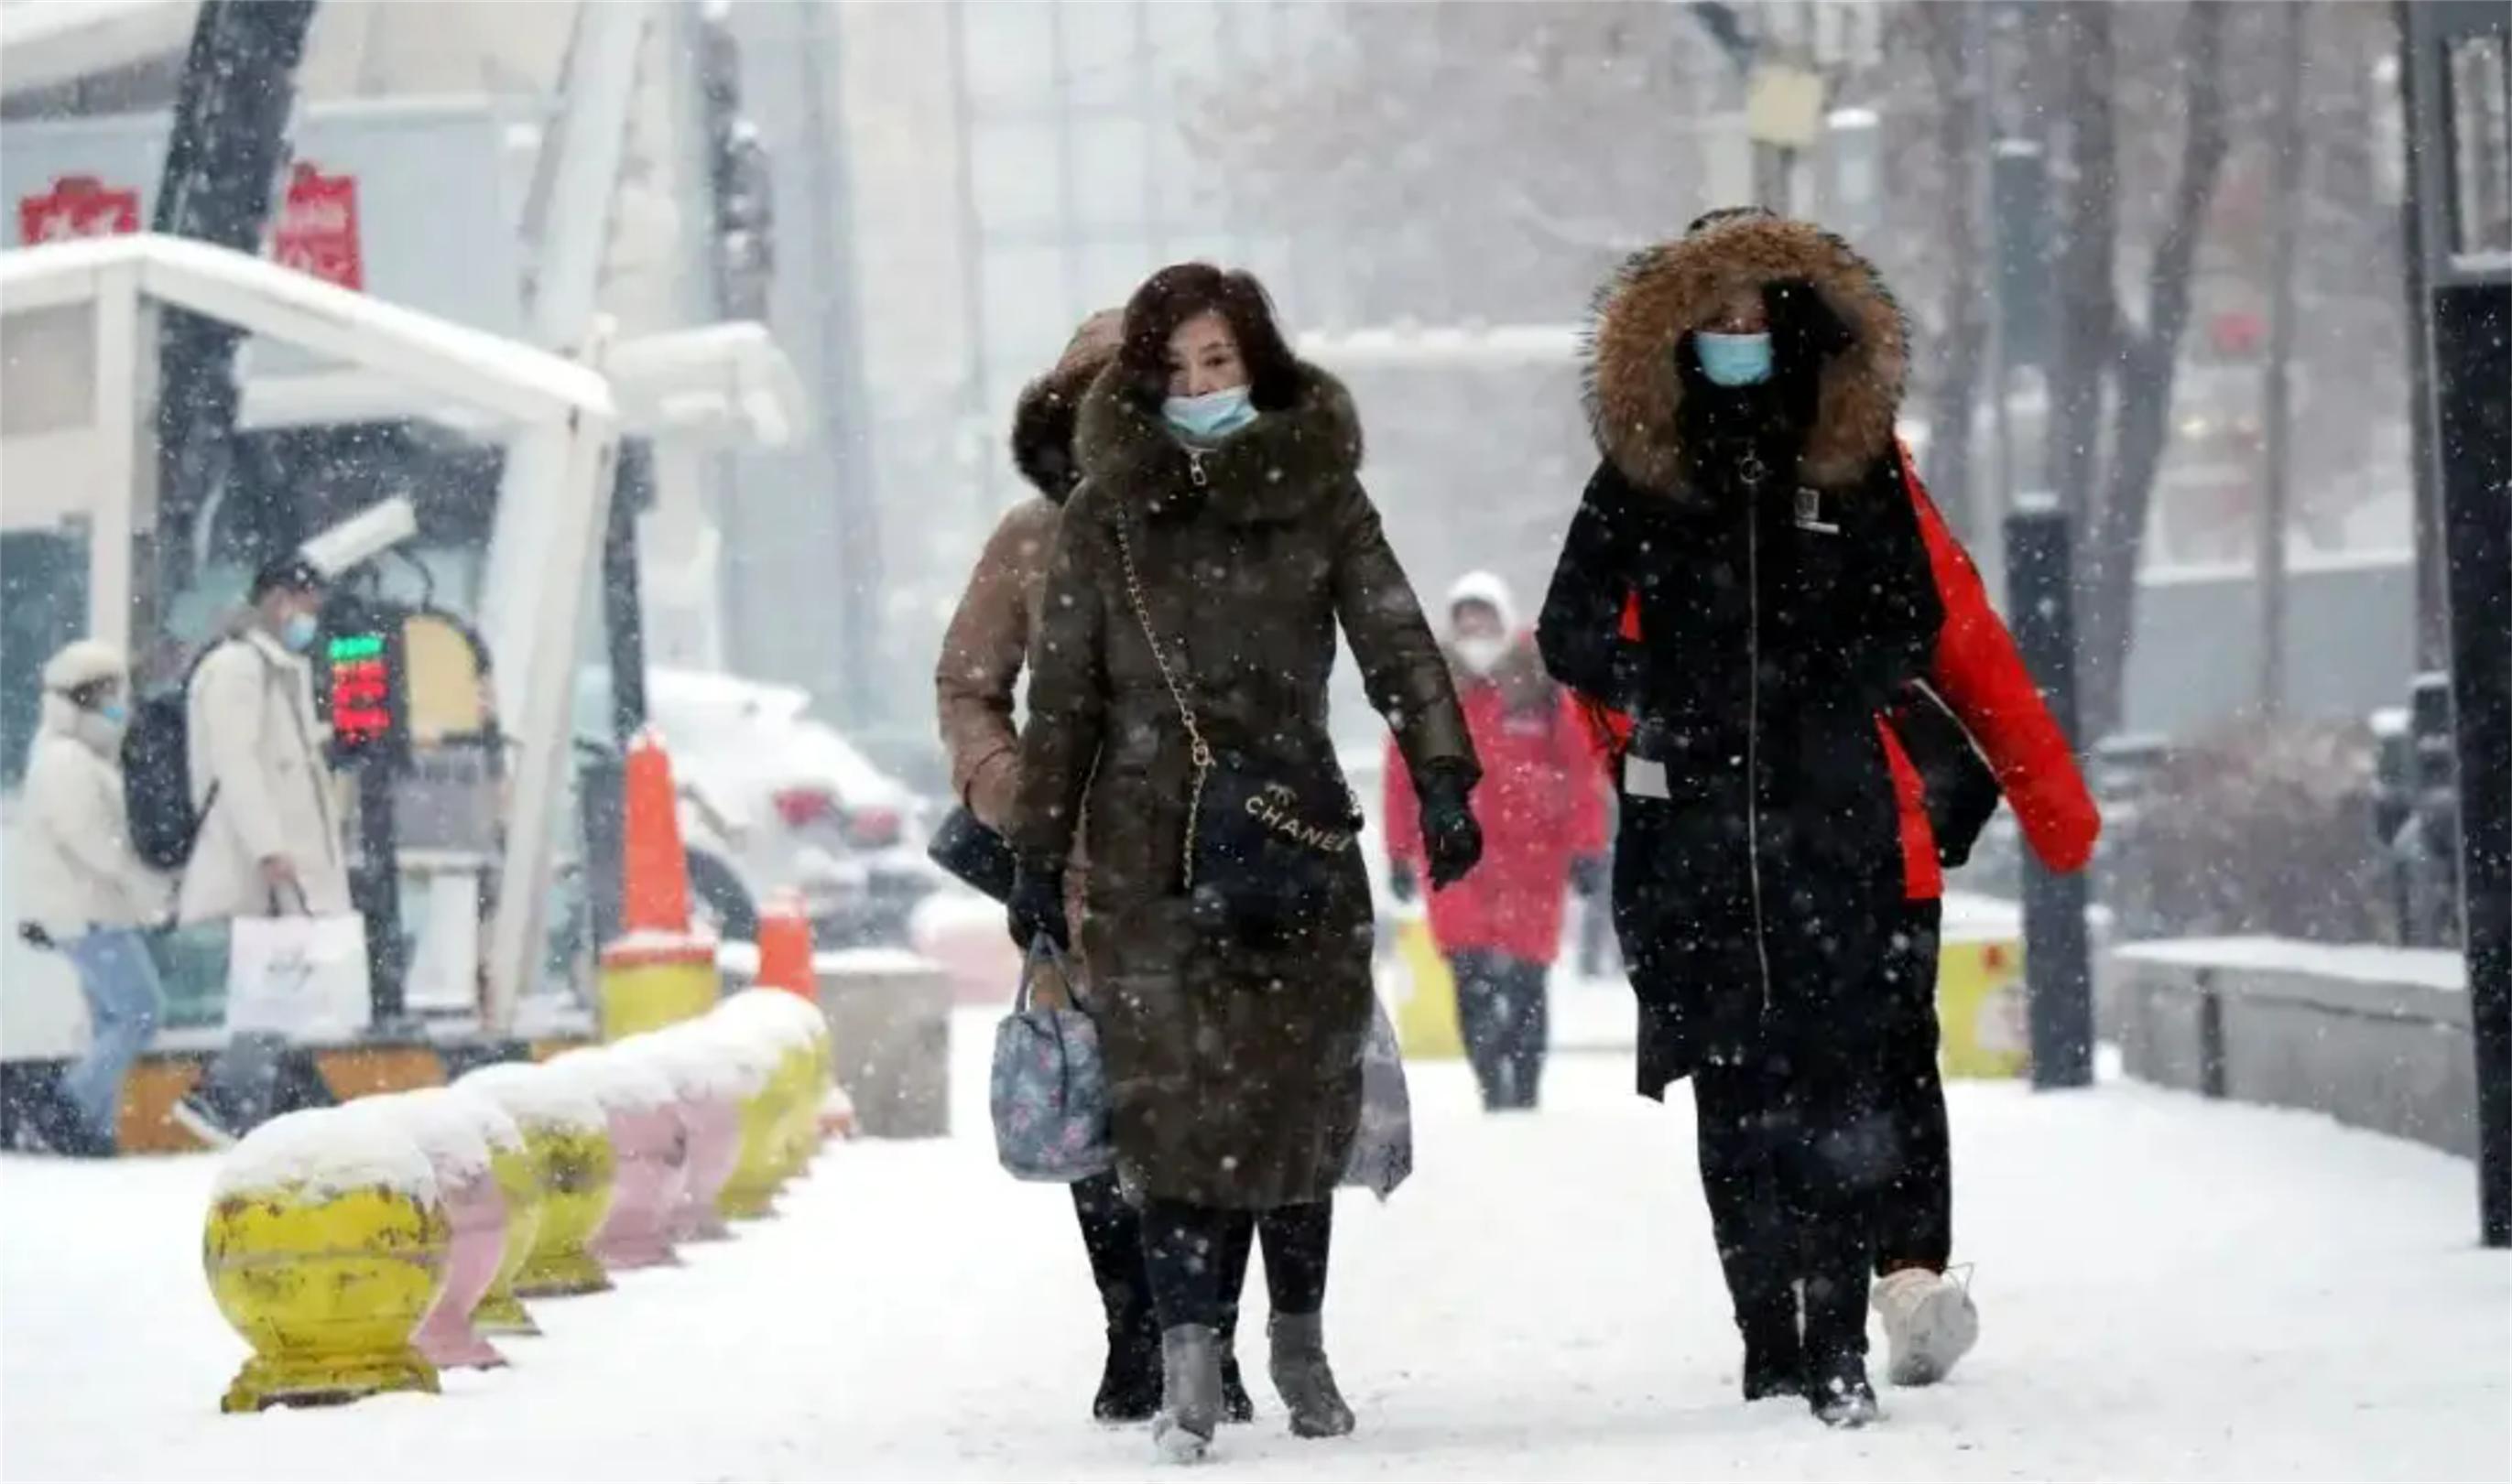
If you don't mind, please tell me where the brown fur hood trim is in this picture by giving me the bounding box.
[1074,360,1365,525]
[1584,213,1906,494]
[1010,309,1123,501]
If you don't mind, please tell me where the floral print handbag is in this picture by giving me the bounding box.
[989,939,1114,1182]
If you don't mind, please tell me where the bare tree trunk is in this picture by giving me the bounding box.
[2077,1,2230,740]
[1921,2,1991,542]
[2258,3,2308,719]
[2046,1,2117,532]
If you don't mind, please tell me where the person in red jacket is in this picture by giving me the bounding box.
[1386,572,1608,1111]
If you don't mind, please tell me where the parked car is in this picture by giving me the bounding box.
[642,668,945,948]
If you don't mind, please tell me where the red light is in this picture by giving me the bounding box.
[772,787,840,829]
[845,805,902,849]
[330,654,391,745]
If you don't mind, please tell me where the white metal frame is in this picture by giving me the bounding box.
[0,231,620,1034]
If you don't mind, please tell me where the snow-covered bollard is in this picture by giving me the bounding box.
[687,1019,791,1221]
[462,1090,546,1337]
[375,1090,510,1370]
[202,1107,448,1413]
[545,1048,687,1271]
[618,1030,751,1243]
[724,989,832,1157]
[456,1062,617,1298]
[713,991,822,1182]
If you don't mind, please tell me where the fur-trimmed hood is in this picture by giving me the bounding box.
[1009,309,1123,501]
[1073,360,1365,525]
[1584,213,1906,494]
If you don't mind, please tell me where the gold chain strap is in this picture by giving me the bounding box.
[1113,521,1213,889]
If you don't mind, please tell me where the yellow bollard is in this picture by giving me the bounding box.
[1936,932,2030,1078]
[203,1108,448,1413]
[597,940,723,1042]
[719,992,821,1179]
[1389,915,1465,1059]
[456,1064,618,1297]
[690,1021,788,1220]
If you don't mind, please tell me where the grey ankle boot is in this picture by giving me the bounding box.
[1267,1311,1355,1438]
[1154,1324,1223,1463]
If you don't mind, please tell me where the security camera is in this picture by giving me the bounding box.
[298,495,419,579]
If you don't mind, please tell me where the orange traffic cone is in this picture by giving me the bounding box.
[597,728,721,1041]
[621,729,692,935]
[754,892,816,1002]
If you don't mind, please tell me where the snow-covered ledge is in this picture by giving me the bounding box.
[2108,937,2474,1157]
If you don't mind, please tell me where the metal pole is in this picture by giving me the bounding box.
[2402,0,2512,1251]
[946,0,994,520]
[2256,1,2304,719]
[795,0,882,724]
[2006,499,2095,1089]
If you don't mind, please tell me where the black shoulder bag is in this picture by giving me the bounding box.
[1112,522,1362,936]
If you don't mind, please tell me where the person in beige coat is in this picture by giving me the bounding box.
[13,640,169,1154]
[172,556,351,1147]
[177,558,351,926]
[940,309,1249,1426]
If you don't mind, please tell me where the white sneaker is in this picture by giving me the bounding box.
[1873,1267,1978,1387]
[170,1094,237,1152]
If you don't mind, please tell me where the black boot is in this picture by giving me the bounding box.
[1806,1350,1879,1428]
[1093,1305,1162,1423]
[1074,1175,1161,1424]
[1802,1265,1879,1427]
[1216,1312,1257,1424]
[1742,1331,1805,1402]
[1737,1294,1805,1403]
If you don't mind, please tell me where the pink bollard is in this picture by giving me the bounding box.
[591,1099,687,1270]
[549,1050,687,1272]
[415,1164,511,1369]
[669,1091,742,1242]
[618,1030,751,1244]
[368,1090,510,1370]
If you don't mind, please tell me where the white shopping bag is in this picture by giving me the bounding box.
[225,913,373,1038]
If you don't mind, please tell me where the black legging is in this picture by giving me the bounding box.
[1875,901,1951,1274]
[1449,949,1550,1110]
[1071,1171,1155,1331]
[1141,1199,1332,1331]
[1692,1034,1889,1363]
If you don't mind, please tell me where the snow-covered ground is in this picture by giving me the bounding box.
[5,1007,2506,1482]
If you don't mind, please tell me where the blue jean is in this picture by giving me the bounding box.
[60,928,165,1145]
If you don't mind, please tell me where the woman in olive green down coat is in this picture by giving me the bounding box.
[1007,264,1484,1460]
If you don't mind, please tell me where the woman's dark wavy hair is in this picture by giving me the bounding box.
[1114,263,1304,412]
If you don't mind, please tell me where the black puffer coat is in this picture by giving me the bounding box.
[1539,214,1943,1096]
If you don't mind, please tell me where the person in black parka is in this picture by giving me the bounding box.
[1539,209,1942,1427]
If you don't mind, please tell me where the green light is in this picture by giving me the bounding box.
[327,633,385,661]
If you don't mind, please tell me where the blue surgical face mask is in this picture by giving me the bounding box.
[1161,385,1257,441]
[1693,331,1775,388]
[281,611,320,653]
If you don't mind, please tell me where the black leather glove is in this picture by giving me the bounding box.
[1006,861,1071,952]
[1417,770,1484,889]
[1386,862,1419,904]
[1569,855,1607,900]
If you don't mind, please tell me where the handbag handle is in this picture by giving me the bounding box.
[1015,935,1092,1017]
[1112,522,1213,888]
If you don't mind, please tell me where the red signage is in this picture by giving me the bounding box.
[16,175,140,245]
[272,162,364,290]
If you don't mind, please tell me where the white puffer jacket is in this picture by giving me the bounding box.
[14,694,170,940]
